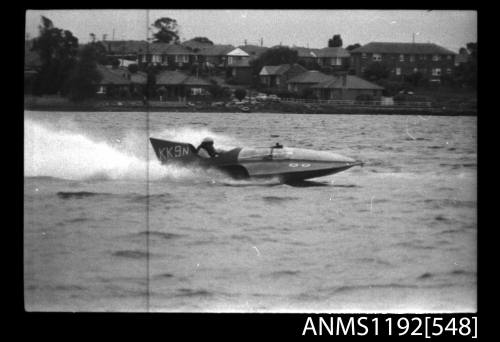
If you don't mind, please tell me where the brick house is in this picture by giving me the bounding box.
[196,44,235,68]
[312,74,384,100]
[138,43,195,68]
[259,63,308,89]
[287,70,333,93]
[290,46,350,70]
[103,40,148,61]
[155,70,211,98]
[349,42,456,83]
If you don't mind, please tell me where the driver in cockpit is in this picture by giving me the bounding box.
[196,137,219,158]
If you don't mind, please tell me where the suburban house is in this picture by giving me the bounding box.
[155,70,211,98]
[349,42,457,82]
[196,44,235,68]
[225,47,253,84]
[289,46,351,70]
[259,63,308,89]
[103,40,148,61]
[291,47,320,68]
[287,70,333,93]
[239,44,269,62]
[138,43,195,68]
[315,47,351,69]
[312,74,384,100]
[96,64,132,95]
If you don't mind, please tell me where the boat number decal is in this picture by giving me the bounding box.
[159,145,190,160]
[289,163,311,168]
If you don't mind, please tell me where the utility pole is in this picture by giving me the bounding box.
[112,28,115,41]
[260,37,263,47]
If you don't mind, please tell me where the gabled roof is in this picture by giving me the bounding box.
[148,43,194,55]
[291,47,321,58]
[350,42,457,55]
[259,63,307,76]
[156,70,210,86]
[227,47,249,57]
[239,45,269,57]
[316,47,350,58]
[287,70,333,84]
[96,65,131,85]
[198,44,235,56]
[312,75,384,90]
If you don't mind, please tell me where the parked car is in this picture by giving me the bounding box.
[268,94,281,102]
[255,93,268,101]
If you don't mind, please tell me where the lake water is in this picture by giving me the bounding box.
[24,110,477,312]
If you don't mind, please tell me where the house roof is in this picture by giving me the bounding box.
[239,45,269,57]
[316,47,350,58]
[350,42,457,55]
[103,40,148,54]
[198,44,235,56]
[291,47,321,58]
[287,70,333,84]
[148,43,194,55]
[96,65,131,85]
[259,63,307,76]
[312,75,384,90]
[156,70,210,86]
[227,47,249,57]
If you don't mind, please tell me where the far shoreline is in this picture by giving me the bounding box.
[24,97,477,117]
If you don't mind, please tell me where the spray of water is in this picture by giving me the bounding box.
[24,119,238,182]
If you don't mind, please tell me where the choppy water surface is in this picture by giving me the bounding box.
[24,111,476,312]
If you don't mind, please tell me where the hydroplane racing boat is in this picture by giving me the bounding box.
[150,138,363,183]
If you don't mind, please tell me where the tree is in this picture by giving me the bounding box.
[345,43,361,51]
[328,34,343,48]
[250,46,299,75]
[191,37,213,45]
[152,17,180,44]
[32,16,79,95]
[64,44,102,102]
[234,89,246,101]
[363,61,391,81]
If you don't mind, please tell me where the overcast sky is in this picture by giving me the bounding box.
[25,9,477,52]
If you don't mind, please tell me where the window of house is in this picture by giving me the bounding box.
[141,55,147,63]
[276,77,280,85]
[372,53,382,62]
[432,55,440,61]
[362,53,367,59]
[175,55,188,63]
[399,54,405,62]
[395,67,401,75]
[152,54,161,63]
[446,68,452,74]
[432,68,441,76]
[447,55,452,60]
[413,67,418,73]
[420,55,427,60]
[409,55,415,62]
[361,67,366,73]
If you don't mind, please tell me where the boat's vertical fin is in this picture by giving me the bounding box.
[149,138,199,164]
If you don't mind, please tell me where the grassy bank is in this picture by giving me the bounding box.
[24,95,477,116]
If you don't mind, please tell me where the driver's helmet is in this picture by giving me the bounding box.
[201,137,214,145]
